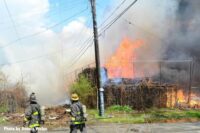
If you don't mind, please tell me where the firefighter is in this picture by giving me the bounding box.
[69,93,87,133]
[24,92,41,133]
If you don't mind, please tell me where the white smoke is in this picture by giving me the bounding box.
[99,0,200,88]
[1,0,199,104]
[0,0,93,105]
[99,0,178,64]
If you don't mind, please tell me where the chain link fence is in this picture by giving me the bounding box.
[103,60,198,109]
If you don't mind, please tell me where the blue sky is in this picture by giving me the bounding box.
[47,0,114,31]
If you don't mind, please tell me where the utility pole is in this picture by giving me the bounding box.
[89,0,104,116]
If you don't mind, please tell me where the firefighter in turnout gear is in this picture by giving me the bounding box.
[69,93,87,133]
[24,93,41,133]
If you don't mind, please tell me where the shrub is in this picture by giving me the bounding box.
[70,74,97,108]
[107,105,133,113]
[0,104,8,113]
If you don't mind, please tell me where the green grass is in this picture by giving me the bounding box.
[0,104,8,113]
[106,105,133,113]
[87,106,200,124]
[147,108,200,122]
[0,116,7,124]
[0,104,8,125]
[185,110,200,118]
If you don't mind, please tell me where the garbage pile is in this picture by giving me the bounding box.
[2,105,70,128]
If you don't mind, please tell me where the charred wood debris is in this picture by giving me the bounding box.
[0,67,192,126]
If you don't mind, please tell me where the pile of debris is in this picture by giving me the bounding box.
[104,78,179,110]
[1,105,70,128]
[44,105,70,128]
[3,113,24,125]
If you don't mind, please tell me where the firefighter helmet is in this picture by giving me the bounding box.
[71,93,79,101]
[30,92,37,102]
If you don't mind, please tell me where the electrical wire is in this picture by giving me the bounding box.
[65,0,129,67]
[66,37,93,68]
[3,0,21,42]
[65,30,92,59]
[0,33,93,67]
[0,0,138,70]
[64,0,129,68]
[0,7,88,49]
[98,0,127,28]
[64,0,139,69]
[62,10,93,68]
[99,0,138,36]
[62,0,93,67]
[0,9,91,67]
[0,51,56,66]
[0,0,127,66]
[0,0,86,26]
[0,2,88,31]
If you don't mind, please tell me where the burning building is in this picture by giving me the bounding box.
[101,38,199,109]
[76,0,200,110]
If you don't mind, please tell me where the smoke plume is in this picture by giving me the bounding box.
[100,0,200,84]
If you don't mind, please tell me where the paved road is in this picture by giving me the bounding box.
[1,122,200,133]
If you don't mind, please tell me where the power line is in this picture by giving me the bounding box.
[99,0,138,36]
[65,0,138,69]
[66,36,92,62]
[0,2,88,31]
[66,0,129,68]
[66,37,93,68]
[0,9,92,67]
[0,38,93,67]
[3,0,21,42]
[64,62,95,76]
[0,34,91,67]
[0,0,138,68]
[65,15,92,50]
[0,32,93,67]
[0,38,92,67]
[0,51,56,67]
[98,0,127,28]
[62,0,93,66]
[0,7,88,49]
[0,0,86,26]
[66,31,92,60]
[0,0,128,66]
[62,13,93,66]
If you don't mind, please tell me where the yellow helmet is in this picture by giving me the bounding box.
[71,93,79,101]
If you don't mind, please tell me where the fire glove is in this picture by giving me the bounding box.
[23,117,28,127]
[23,121,28,127]
[84,117,87,122]
[63,111,67,115]
[40,120,45,125]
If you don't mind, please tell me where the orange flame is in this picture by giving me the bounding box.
[176,90,200,107]
[177,90,186,103]
[105,38,144,79]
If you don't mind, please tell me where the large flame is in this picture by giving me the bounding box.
[167,89,200,108]
[176,90,200,107]
[177,89,186,103]
[105,38,144,79]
